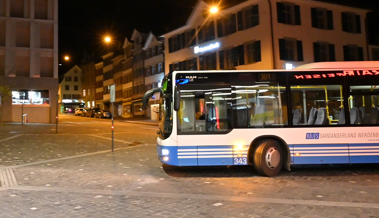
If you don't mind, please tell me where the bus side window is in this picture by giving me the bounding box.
[290,85,343,125]
[350,85,379,125]
[233,84,287,128]
[205,92,231,132]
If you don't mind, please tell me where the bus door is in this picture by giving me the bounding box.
[177,87,233,166]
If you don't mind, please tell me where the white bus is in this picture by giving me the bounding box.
[143,61,379,176]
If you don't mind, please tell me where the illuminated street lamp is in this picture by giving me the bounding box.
[104,36,111,43]
[64,55,70,61]
[209,6,218,14]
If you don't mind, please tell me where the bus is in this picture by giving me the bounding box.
[142,61,379,177]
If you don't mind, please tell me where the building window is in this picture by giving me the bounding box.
[279,38,303,61]
[65,85,69,91]
[342,12,361,33]
[198,21,215,44]
[184,29,196,47]
[74,76,78,82]
[157,63,163,73]
[277,2,301,25]
[343,45,364,61]
[65,76,71,82]
[146,49,150,58]
[74,85,78,91]
[145,67,151,76]
[199,53,217,70]
[186,58,197,70]
[246,41,261,64]
[225,49,235,69]
[158,44,163,54]
[83,89,86,97]
[238,5,259,31]
[151,46,156,56]
[314,42,335,62]
[371,48,379,60]
[217,14,236,37]
[219,45,245,70]
[169,34,180,53]
[151,65,156,75]
[311,8,333,30]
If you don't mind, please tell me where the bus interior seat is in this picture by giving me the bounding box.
[292,109,301,125]
[359,107,365,123]
[314,107,327,125]
[349,107,360,125]
[307,108,318,125]
[370,108,379,124]
[237,106,249,127]
[337,108,345,125]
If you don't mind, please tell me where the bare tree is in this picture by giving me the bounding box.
[0,85,12,124]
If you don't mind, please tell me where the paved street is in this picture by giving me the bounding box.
[0,114,379,217]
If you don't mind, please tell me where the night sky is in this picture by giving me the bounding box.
[58,0,379,75]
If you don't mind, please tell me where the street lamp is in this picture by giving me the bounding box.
[209,6,218,14]
[64,55,70,61]
[104,36,111,44]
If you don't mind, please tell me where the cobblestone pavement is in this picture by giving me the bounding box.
[0,115,379,217]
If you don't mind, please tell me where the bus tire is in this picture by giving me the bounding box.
[253,139,283,177]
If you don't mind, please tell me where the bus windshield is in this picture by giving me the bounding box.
[158,91,173,139]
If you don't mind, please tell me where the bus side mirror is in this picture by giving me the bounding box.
[142,87,162,109]
[174,87,180,111]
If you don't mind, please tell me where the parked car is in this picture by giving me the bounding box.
[85,108,100,117]
[74,108,86,116]
[94,110,112,119]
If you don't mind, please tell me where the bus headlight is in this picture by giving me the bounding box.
[162,149,169,155]
[163,157,169,162]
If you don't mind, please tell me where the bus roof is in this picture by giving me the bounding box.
[294,61,379,70]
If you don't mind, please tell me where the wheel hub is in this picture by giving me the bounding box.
[265,147,280,169]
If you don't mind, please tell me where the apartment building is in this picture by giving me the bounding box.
[162,0,369,72]
[130,30,148,116]
[143,32,165,119]
[58,65,84,113]
[80,59,96,109]
[121,38,133,118]
[0,0,58,123]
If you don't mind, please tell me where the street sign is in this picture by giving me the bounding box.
[110,84,115,103]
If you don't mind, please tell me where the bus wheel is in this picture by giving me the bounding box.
[253,139,283,177]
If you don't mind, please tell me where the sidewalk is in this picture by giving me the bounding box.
[113,116,159,126]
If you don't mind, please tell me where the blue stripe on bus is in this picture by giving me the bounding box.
[159,145,246,166]
[291,144,349,164]
[349,143,379,164]
[197,146,233,166]
[160,143,379,166]
[290,143,379,165]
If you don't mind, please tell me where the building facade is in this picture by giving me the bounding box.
[0,0,58,123]
[143,32,165,119]
[58,65,84,113]
[80,59,96,109]
[121,38,133,118]
[163,0,368,72]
